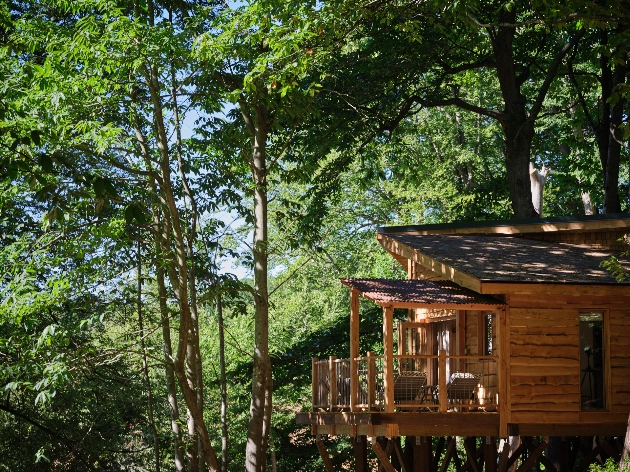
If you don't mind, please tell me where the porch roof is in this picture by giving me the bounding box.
[340,278,505,309]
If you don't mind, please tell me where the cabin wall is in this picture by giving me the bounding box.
[507,295,630,422]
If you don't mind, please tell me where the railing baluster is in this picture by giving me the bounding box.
[439,350,447,413]
[312,357,318,410]
[329,356,337,412]
[367,351,375,412]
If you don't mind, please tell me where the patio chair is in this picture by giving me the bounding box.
[446,371,481,404]
[393,371,428,404]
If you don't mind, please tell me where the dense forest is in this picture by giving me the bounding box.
[1,0,629,471]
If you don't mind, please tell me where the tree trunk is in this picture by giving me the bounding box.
[621,414,630,469]
[146,60,220,472]
[245,103,272,472]
[137,242,161,472]
[491,9,537,218]
[157,251,185,472]
[603,61,626,214]
[218,293,229,472]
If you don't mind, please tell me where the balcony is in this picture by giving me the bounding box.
[311,352,498,413]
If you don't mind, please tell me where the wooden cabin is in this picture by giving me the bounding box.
[296,214,630,472]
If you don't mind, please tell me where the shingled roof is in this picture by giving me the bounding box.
[382,233,630,284]
[340,278,505,307]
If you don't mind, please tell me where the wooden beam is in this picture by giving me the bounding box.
[394,438,411,472]
[431,436,446,472]
[295,412,372,425]
[599,439,621,462]
[376,217,630,236]
[383,306,394,413]
[373,440,397,472]
[514,439,548,472]
[440,438,456,472]
[316,436,336,472]
[372,412,500,437]
[504,441,528,472]
[464,438,480,472]
[379,235,482,293]
[350,289,360,412]
[480,282,630,296]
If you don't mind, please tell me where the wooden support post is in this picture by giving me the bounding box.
[329,356,337,413]
[439,350,447,413]
[464,437,480,472]
[485,437,498,472]
[477,312,485,355]
[440,438,456,472]
[350,289,359,412]
[559,437,569,472]
[373,440,397,472]
[414,436,431,472]
[458,311,466,370]
[352,435,368,472]
[497,308,508,438]
[312,357,319,411]
[383,306,394,413]
[514,439,547,472]
[316,435,336,472]
[367,351,375,413]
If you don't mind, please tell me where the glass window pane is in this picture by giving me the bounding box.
[579,312,605,410]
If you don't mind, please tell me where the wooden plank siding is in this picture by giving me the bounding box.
[609,309,630,412]
[507,297,630,420]
[508,307,580,414]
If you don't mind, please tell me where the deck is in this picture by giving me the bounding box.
[298,352,502,437]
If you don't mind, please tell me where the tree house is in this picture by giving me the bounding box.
[296,214,630,472]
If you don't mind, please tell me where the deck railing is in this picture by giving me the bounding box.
[312,351,498,413]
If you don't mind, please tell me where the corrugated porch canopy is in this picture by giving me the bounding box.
[341,278,505,309]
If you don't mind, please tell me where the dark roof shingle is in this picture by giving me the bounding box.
[384,234,630,284]
[341,278,505,306]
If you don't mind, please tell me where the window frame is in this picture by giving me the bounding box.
[577,308,611,412]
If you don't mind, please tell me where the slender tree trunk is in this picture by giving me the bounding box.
[244,103,272,472]
[133,97,185,472]
[157,250,186,472]
[145,59,220,471]
[137,241,161,472]
[218,293,229,472]
[604,62,626,214]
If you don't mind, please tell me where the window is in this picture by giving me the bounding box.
[579,312,605,411]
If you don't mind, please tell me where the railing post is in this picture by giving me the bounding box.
[367,351,375,412]
[329,356,337,412]
[312,357,318,411]
[439,349,447,413]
